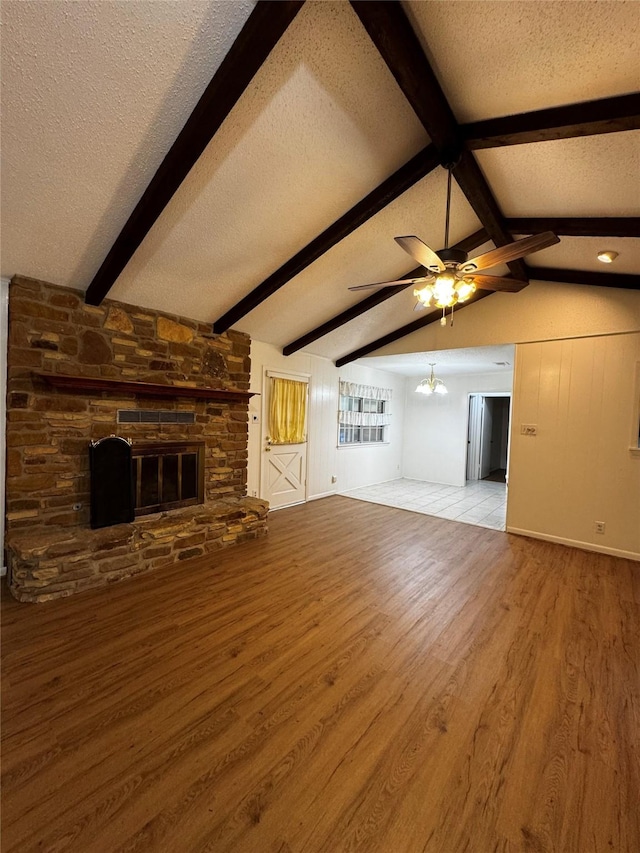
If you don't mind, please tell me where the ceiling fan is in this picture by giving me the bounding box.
[349,165,560,324]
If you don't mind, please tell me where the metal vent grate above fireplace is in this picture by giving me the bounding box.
[118,409,195,424]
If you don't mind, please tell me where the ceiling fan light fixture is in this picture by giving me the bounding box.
[432,272,457,307]
[597,250,618,264]
[414,273,477,311]
[350,167,558,322]
[414,283,433,307]
[456,278,476,303]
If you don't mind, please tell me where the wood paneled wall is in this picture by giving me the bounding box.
[508,332,640,559]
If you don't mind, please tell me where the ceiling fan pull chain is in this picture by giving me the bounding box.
[440,307,446,327]
[450,304,455,326]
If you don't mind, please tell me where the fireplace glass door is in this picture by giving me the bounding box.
[132,442,204,516]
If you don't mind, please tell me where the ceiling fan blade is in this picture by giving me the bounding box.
[462,231,560,272]
[348,276,429,292]
[471,274,528,293]
[395,236,445,272]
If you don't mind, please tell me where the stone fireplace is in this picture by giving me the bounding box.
[4,276,268,602]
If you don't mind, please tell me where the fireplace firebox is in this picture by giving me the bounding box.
[90,438,205,528]
[131,442,205,516]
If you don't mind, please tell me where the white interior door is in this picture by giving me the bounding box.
[479,397,493,479]
[261,371,309,509]
[466,394,482,481]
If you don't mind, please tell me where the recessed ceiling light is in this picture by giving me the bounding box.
[597,250,618,264]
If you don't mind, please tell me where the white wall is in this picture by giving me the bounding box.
[248,340,405,501]
[507,332,640,560]
[374,282,640,357]
[402,371,513,487]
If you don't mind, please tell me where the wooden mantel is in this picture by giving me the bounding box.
[34,373,256,403]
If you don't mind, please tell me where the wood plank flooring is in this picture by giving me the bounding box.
[1,496,638,852]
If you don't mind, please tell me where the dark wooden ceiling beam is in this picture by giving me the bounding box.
[527,266,640,288]
[450,228,492,255]
[506,217,640,237]
[335,291,494,368]
[349,1,458,158]
[212,144,441,333]
[453,151,527,280]
[350,1,528,282]
[283,279,419,357]
[84,0,304,306]
[462,93,640,149]
[283,229,489,355]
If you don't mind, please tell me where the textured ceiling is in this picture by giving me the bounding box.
[0,0,254,288]
[406,0,640,122]
[476,132,640,217]
[107,0,429,322]
[1,0,638,367]
[362,345,515,378]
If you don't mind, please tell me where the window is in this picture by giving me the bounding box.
[338,381,392,446]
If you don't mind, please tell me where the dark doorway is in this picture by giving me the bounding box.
[466,395,511,483]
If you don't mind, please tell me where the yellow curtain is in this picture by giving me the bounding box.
[269,377,307,444]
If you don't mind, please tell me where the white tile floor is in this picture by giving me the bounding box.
[340,477,507,531]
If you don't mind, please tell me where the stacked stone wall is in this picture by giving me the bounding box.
[5,276,268,602]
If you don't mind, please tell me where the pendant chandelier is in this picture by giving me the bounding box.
[413,166,476,326]
[415,363,447,395]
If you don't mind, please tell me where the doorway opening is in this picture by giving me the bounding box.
[466,394,511,484]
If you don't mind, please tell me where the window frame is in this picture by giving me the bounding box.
[337,393,389,448]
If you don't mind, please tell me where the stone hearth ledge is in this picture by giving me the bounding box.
[6,497,268,603]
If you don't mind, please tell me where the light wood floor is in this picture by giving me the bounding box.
[2,496,638,853]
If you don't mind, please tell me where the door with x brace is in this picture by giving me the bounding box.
[261,371,308,509]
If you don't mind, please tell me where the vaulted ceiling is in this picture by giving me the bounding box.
[2,0,638,367]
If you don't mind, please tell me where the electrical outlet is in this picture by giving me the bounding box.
[251,490,257,497]
[520,424,537,436]
[594,521,606,534]
[331,475,337,484]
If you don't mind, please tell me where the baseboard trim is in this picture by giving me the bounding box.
[507,527,640,562]
[268,492,337,510]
